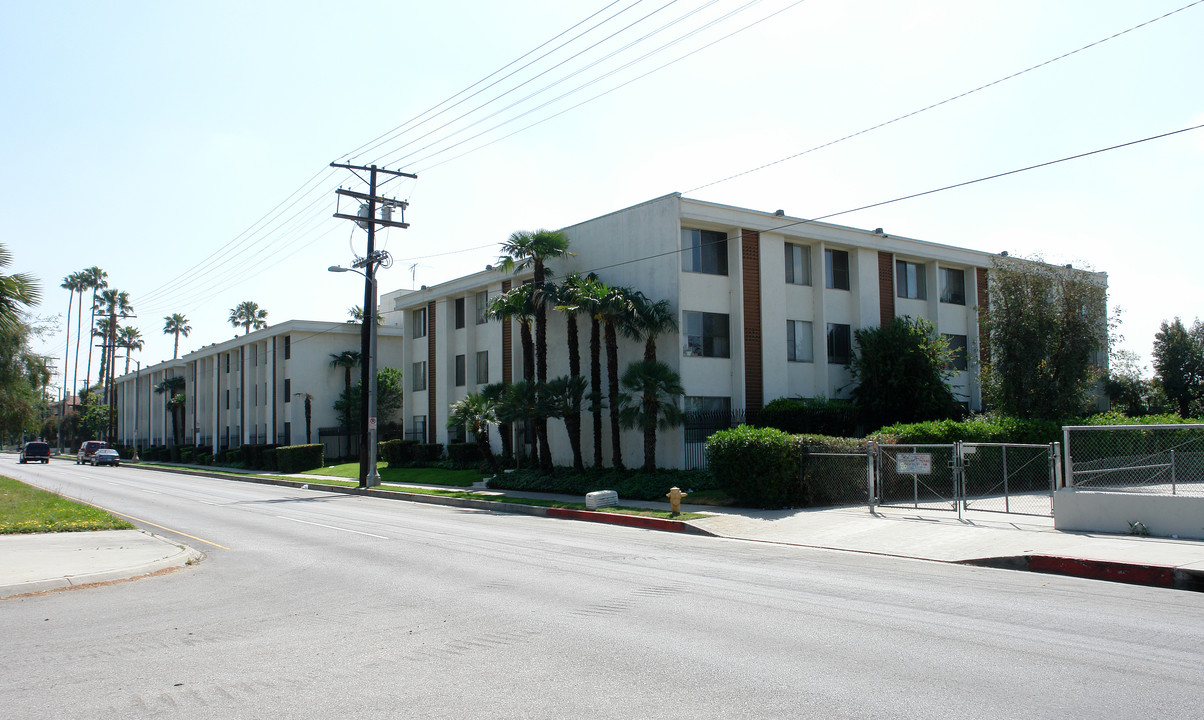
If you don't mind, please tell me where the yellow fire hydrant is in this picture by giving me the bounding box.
[666,486,688,514]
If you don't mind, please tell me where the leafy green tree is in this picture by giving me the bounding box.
[332,367,404,434]
[981,255,1110,419]
[75,385,113,442]
[1105,349,1166,417]
[447,392,500,473]
[1151,317,1204,417]
[163,313,191,359]
[850,316,956,429]
[618,360,685,472]
[228,301,268,335]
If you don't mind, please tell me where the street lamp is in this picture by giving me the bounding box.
[328,264,381,488]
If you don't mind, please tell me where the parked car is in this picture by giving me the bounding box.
[90,448,121,467]
[19,441,51,464]
[76,440,108,464]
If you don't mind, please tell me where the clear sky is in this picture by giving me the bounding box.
[5,0,1202,398]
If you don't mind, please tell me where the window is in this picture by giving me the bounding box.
[896,260,927,300]
[682,311,730,358]
[412,361,426,391]
[785,243,811,285]
[283,422,291,445]
[940,268,966,305]
[454,355,466,387]
[448,423,466,443]
[681,228,728,275]
[225,354,230,373]
[787,320,814,362]
[284,335,291,359]
[944,333,968,371]
[475,291,489,324]
[411,415,427,441]
[827,323,852,365]
[225,389,229,410]
[825,249,850,290]
[412,308,427,338]
[284,378,291,400]
[476,351,489,385]
[454,298,466,329]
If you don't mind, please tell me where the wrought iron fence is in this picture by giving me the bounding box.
[682,410,755,469]
[1065,424,1204,496]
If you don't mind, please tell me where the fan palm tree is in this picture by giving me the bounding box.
[294,392,314,443]
[347,305,383,325]
[163,313,191,359]
[117,325,144,374]
[572,274,610,468]
[488,285,539,463]
[65,270,89,407]
[630,291,678,362]
[599,285,639,469]
[95,288,133,391]
[59,272,83,408]
[552,273,595,468]
[542,375,588,472]
[329,351,362,394]
[618,360,685,472]
[0,244,40,332]
[228,301,268,335]
[154,375,186,446]
[498,229,574,474]
[480,382,513,462]
[492,380,542,469]
[447,392,501,473]
[80,266,108,391]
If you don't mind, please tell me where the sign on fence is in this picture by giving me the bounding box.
[896,453,932,474]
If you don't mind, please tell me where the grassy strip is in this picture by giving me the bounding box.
[301,462,480,487]
[0,475,135,534]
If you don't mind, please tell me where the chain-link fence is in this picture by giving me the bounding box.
[962,443,1056,515]
[1065,424,1204,496]
[801,448,873,507]
[876,444,959,511]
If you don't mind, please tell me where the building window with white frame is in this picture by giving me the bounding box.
[943,333,968,371]
[787,320,813,362]
[454,355,466,387]
[785,243,811,285]
[412,361,427,391]
[940,267,966,305]
[476,350,489,384]
[475,291,489,324]
[411,415,427,442]
[682,311,730,358]
[827,323,852,365]
[681,228,728,276]
[412,308,427,338]
[896,259,927,300]
[825,249,850,290]
[454,298,466,329]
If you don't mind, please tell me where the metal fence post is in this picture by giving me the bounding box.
[1062,426,1073,490]
[868,440,876,512]
[1171,448,1177,495]
[1002,444,1010,514]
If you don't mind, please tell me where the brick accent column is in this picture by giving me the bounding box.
[878,251,895,326]
[427,300,437,443]
[976,267,990,366]
[741,231,763,411]
[501,280,513,385]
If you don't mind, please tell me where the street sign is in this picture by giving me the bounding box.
[368,417,377,430]
[896,453,932,474]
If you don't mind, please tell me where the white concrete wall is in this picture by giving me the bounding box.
[1054,490,1204,540]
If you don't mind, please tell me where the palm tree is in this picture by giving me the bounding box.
[0,244,41,332]
[228,301,268,335]
[154,375,186,446]
[58,273,82,409]
[163,313,191,359]
[95,288,133,391]
[600,285,639,469]
[552,273,595,469]
[618,360,685,472]
[571,274,610,468]
[66,270,88,407]
[80,266,108,392]
[493,380,541,469]
[481,382,513,462]
[92,317,112,386]
[447,392,501,473]
[117,325,144,374]
[347,305,383,325]
[294,392,314,443]
[498,229,574,474]
[329,351,362,395]
[630,291,678,362]
[488,285,538,463]
[542,375,588,472]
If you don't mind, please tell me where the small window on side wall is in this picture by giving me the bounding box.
[825,249,850,290]
[943,333,968,371]
[785,243,811,285]
[940,268,966,305]
[681,228,728,275]
[827,323,852,365]
[896,260,927,300]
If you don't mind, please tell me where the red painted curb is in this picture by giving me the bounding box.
[546,507,689,532]
[1028,555,1175,588]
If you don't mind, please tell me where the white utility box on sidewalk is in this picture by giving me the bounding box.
[585,490,618,510]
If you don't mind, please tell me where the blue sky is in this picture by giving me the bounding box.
[5,0,1202,395]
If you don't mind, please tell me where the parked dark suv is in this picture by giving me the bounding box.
[19,441,51,464]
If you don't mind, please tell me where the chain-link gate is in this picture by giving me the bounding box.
[875,442,1057,517]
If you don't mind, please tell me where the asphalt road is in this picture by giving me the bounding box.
[3,462,1203,719]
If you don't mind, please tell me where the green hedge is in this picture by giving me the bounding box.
[446,442,481,469]
[869,415,1064,445]
[756,397,860,437]
[487,468,718,501]
[380,439,419,467]
[415,443,444,463]
[276,444,325,474]
[706,425,802,509]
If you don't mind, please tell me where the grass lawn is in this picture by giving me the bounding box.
[300,462,481,487]
[0,475,135,534]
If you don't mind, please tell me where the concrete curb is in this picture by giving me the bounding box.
[962,554,1204,592]
[1,533,203,598]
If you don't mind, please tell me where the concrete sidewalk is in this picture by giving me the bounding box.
[4,461,1204,597]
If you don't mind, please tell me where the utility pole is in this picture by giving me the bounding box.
[330,162,415,487]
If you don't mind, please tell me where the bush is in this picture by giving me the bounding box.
[414,443,444,463]
[169,445,182,462]
[756,397,860,437]
[487,467,718,501]
[180,447,196,463]
[706,425,802,508]
[870,414,1064,445]
[446,443,481,469]
[276,444,325,474]
[380,439,418,467]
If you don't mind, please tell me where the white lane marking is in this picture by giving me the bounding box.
[198,500,220,506]
[277,515,388,539]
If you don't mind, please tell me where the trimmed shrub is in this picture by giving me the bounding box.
[169,445,182,462]
[264,448,278,471]
[487,468,718,501]
[446,442,481,469]
[380,439,418,467]
[180,446,196,463]
[276,444,325,474]
[414,443,444,463]
[757,397,860,438]
[870,414,1063,445]
[706,425,802,508]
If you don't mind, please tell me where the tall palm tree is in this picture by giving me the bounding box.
[447,392,501,473]
[228,301,268,335]
[0,244,41,332]
[81,266,108,393]
[163,313,191,359]
[552,273,594,469]
[571,274,610,468]
[117,326,144,374]
[67,270,88,407]
[618,360,685,472]
[154,375,186,446]
[630,291,678,362]
[95,288,133,389]
[92,317,112,386]
[329,351,362,394]
[542,375,588,472]
[498,229,574,474]
[294,392,314,444]
[600,285,639,469]
[488,285,538,463]
[59,273,82,409]
[480,381,513,462]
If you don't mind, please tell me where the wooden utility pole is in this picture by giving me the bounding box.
[330,162,415,487]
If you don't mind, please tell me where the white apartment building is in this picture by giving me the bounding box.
[114,320,404,456]
[391,193,1107,469]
